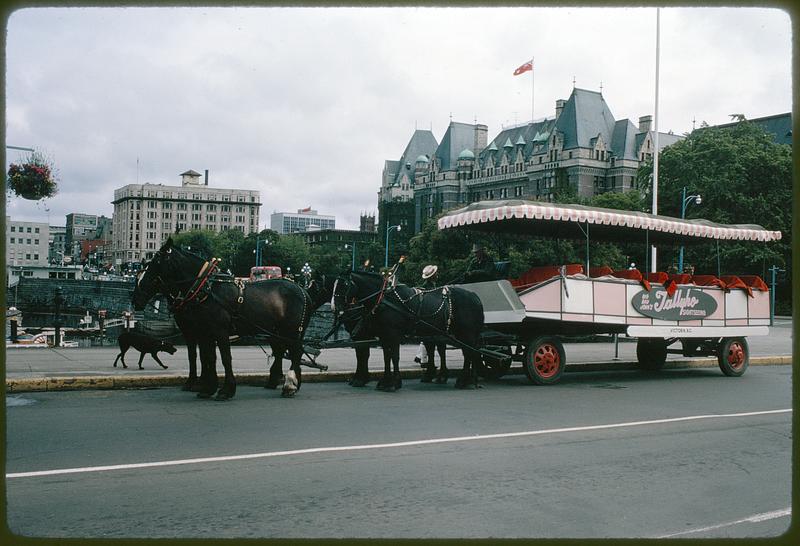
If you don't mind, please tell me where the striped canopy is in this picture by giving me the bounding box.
[437,199,782,244]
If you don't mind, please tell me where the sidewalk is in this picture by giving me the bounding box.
[5,338,793,393]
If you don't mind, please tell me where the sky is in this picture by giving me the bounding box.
[4,6,793,230]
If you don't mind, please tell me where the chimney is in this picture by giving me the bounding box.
[639,115,652,133]
[474,124,488,152]
[204,169,209,185]
[555,99,566,118]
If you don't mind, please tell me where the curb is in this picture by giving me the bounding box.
[5,355,792,394]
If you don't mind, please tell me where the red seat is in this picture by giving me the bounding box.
[720,275,753,297]
[612,269,651,291]
[645,271,669,284]
[738,275,769,292]
[691,274,727,289]
[510,264,584,289]
[668,273,693,285]
[589,265,614,278]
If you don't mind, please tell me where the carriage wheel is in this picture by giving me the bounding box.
[718,337,749,377]
[636,338,668,371]
[477,346,512,379]
[523,337,565,385]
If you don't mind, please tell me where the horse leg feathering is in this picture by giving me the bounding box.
[282,369,298,397]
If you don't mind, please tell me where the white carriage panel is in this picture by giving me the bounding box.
[627,325,769,338]
[562,313,595,323]
[704,288,726,320]
[626,284,647,317]
[594,281,626,316]
[748,290,771,320]
[749,319,770,326]
[562,278,594,314]
[519,279,561,313]
[702,319,725,327]
[724,291,748,319]
[526,311,562,321]
[595,314,626,324]
[652,319,678,326]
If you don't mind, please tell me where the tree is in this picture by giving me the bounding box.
[636,121,791,310]
[214,228,246,274]
[172,230,216,260]
[637,121,791,277]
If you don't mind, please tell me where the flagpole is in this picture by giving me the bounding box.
[651,8,660,273]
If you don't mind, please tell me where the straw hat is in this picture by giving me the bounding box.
[421,264,438,279]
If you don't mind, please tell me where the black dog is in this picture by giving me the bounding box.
[113,332,177,370]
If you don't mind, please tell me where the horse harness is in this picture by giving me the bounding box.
[354,278,455,335]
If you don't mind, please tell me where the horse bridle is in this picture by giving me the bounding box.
[140,247,220,311]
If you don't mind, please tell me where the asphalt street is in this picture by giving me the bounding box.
[5,364,793,540]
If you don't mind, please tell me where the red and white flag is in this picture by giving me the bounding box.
[513,59,533,76]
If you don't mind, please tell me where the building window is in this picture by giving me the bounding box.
[35,227,40,233]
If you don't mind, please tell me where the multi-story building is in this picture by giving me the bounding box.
[6,216,50,287]
[380,87,683,234]
[6,217,50,268]
[111,169,261,264]
[701,113,792,146]
[300,228,379,249]
[359,212,377,233]
[377,128,444,257]
[48,225,67,264]
[270,207,335,235]
[65,213,100,260]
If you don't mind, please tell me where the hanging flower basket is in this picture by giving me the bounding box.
[7,151,58,200]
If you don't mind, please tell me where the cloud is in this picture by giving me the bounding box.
[5,6,791,229]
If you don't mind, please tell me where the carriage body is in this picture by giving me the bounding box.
[440,199,781,384]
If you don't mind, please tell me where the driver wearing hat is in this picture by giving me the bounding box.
[464,243,496,283]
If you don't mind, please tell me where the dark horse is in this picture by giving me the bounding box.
[133,266,217,393]
[132,239,324,400]
[334,271,485,391]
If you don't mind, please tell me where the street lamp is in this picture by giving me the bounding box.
[678,186,702,273]
[254,238,271,267]
[385,224,401,268]
[344,242,356,271]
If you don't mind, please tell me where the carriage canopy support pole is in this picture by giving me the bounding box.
[769,265,785,326]
[576,221,590,273]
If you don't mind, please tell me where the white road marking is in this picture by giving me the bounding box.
[6,408,791,479]
[656,507,792,538]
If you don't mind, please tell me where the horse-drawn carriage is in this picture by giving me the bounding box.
[437,199,781,384]
[132,198,780,400]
